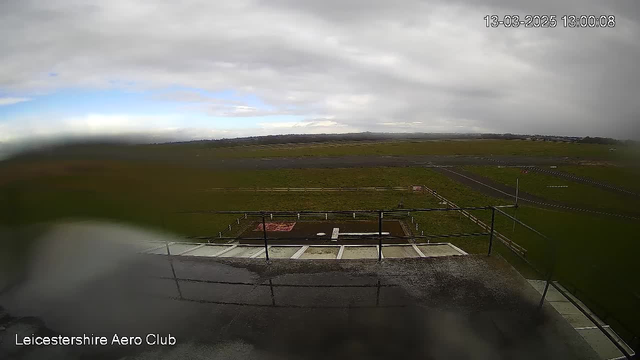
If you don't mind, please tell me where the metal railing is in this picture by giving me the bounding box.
[492,206,636,359]
[178,204,637,358]
[186,206,513,261]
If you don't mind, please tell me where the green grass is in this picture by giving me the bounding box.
[0,160,471,236]
[464,166,638,215]
[134,139,638,161]
[560,165,640,193]
[419,169,640,341]
[1,158,639,341]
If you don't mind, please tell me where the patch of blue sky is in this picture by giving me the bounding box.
[0,85,294,129]
[0,88,180,119]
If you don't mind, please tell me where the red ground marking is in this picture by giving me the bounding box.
[255,222,297,232]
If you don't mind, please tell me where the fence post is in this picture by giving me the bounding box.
[262,212,270,261]
[378,211,383,261]
[488,207,495,256]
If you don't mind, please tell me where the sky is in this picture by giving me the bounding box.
[1,0,640,149]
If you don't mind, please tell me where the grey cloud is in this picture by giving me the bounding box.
[1,0,639,139]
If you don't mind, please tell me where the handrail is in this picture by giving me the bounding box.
[177,205,514,215]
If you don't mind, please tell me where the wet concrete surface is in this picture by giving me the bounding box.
[1,251,600,359]
[381,246,420,258]
[180,245,229,257]
[299,246,340,259]
[341,246,379,259]
[418,244,464,257]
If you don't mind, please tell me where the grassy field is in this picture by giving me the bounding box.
[559,165,640,193]
[0,160,481,237]
[464,166,639,215]
[135,139,639,161]
[1,157,639,341]
[417,169,640,340]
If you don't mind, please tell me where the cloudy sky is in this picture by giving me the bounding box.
[1,0,639,146]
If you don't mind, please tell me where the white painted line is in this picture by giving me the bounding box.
[412,244,426,257]
[250,247,267,258]
[291,245,309,259]
[337,245,345,259]
[331,227,340,240]
[176,243,206,255]
[447,243,468,255]
[211,245,238,257]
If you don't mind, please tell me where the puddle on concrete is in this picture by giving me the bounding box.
[146,243,200,255]
[300,246,339,259]
[261,246,302,259]
[218,246,264,258]
[382,246,420,258]
[341,246,378,259]
[181,245,230,257]
[418,244,461,257]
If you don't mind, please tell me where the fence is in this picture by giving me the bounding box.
[491,207,636,359]
[179,205,637,358]
[179,206,513,260]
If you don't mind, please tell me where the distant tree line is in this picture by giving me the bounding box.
[577,136,632,145]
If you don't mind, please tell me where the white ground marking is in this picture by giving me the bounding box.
[291,246,309,259]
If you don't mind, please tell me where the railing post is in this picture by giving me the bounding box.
[488,207,495,256]
[378,211,383,261]
[539,276,552,310]
[166,242,183,299]
[262,212,270,261]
